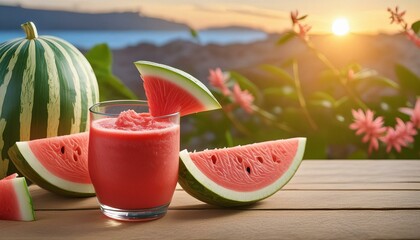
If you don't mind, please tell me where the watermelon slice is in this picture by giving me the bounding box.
[8,132,94,197]
[178,137,306,207]
[134,61,221,117]
[0,174,35,221]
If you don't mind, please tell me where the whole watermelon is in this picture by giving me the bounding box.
[0,22,99,178]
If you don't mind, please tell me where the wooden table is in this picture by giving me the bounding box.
[1,160,420,239]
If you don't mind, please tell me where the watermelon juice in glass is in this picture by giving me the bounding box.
[88,100,180,221]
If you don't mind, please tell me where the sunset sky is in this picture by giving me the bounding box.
[0,0,419,33]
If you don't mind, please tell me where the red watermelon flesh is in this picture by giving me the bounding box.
[134,61,221,118]
[188,138,300,192]
[178,138,306,207]
[143,75,206,117]
[8,132,94,197]
[0,174,35,221]
[28,132,90,184]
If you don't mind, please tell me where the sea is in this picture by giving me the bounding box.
[0,30,268,49]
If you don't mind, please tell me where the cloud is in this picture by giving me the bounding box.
[226,8,288,19]
[193,4,288,20]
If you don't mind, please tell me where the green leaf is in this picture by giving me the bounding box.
[85,43,137,101]
[189,27,200,42]
[225,130,233,147]
[352,68,378,79]
[262,87,298,103]
[411,20,420,34]
[395,64,420,95]
[349,68,400,90]
[311,92,336,103]
[297,15,308,21]
[309,92,336,109]
[276,31,296,45]
[263,87,296,97]
[370,76,400,89]
[352,76,400,90]
[189,28,198,38]
[228,71,262,104]
[260,64,294,85]
[350,68,399,89]
[334,96,349,109]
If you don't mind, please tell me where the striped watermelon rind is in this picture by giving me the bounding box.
[0,174,35,221]
[0,22,99,178]
[178,138,306,207]
[8,133,94,197]
[134,61,221,116]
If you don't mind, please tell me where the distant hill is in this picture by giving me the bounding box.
[110,33,420,100]
[0,5,189,30]
[201,25,265,32]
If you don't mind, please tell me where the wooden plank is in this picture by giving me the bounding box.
[292,160,420,184]
[170,189,420,210]
[283,182,420,190]
[29,185,98,210]
[1,209,420,239]
[28,160,420,211]
[3,161,420,240]
[30,184,420,211]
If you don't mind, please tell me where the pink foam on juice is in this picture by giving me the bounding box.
[114,110,171,131]
[88,110,180,209]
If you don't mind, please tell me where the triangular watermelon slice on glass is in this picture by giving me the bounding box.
[0,173,35,221]
[8,132,94,197]
[178,137,306,207]
[134,61,221,117]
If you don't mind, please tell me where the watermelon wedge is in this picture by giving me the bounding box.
[178,137,306,207]
[0,174,35,221]
[134,61,221,117]
[8,132,94,197]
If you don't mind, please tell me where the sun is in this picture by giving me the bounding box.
[332,18,350,36]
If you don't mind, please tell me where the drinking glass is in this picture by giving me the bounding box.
[88,100,180,221]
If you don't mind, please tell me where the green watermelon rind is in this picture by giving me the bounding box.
[178,160,252,207]
[134,61,221,112]
[178,138,306,207]
[11,177,35,221]
[8,143,94,197]
[1,176,36,221]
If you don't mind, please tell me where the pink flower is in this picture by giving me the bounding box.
[298,23,312,40]
[289,10,310,40]
[395,118,417,142]
[387,6,407,26]
[400,98,420,128]
[350,109,387,154]
[208,68,231,96]
[387,7,419,48]
[290,10,299,25]
[380,118,417,153]
[290,10,307,26]
[381,127,403,153]
[233,84,254,114]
